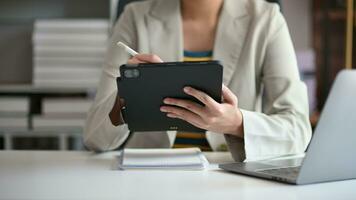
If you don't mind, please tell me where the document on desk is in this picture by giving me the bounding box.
[118,148,209,170]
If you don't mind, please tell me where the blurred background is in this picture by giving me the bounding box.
[0,0,354,150]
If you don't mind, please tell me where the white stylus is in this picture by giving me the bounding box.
[117,41,139,56]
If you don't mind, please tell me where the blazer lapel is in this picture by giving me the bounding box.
[213,0,251,85]
[145,0,183,62]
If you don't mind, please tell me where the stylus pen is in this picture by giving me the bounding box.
[117,41,139,56]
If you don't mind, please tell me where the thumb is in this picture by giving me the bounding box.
[222,84,238,105]
[133,54,163,63]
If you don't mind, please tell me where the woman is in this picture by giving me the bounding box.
[84,0,312,162]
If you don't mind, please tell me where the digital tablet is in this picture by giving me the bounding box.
[117,61,223,132]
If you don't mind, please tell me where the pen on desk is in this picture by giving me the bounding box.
[117,41,139,56]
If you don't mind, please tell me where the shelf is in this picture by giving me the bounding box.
[0,0,110,20]
[328,10,347,20]
[0,84,95,95]
[315,11,347,21]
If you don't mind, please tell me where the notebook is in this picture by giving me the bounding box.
[118,148,209,170]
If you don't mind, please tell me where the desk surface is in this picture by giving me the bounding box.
[0,151,355,200]
[0,84,94,95]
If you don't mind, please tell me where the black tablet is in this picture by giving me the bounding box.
[117,61,223,132]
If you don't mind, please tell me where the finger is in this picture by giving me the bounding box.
[163,98,204,116]
[167,113,205,129]
[160,106,205,127]
[183,87,220,110]
[222,84,238,104]
[127,57,147,64]
[133,54,163,63]
[119,98,126,107]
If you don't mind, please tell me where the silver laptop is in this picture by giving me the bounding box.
[219,70,356,185]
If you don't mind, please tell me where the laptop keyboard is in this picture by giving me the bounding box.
[258,166,301,180]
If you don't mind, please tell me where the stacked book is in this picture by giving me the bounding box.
[0,97,29,130]
[32,19,109,88]
[32,98,93,130]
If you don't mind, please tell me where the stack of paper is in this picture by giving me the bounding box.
[0,97,29,129]
[32,98,92,129]
[0,113,28,129]
[32,114,86,129]
[42,98,93,115]
[32,19,109,88]
[118,148,209,170]
[0,97,29,114]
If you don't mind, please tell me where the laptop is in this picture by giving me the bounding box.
[219,70,356,185]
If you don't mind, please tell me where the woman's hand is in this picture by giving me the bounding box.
[109,96,126,126]
[160,85,244,138]
[127,54,163,64]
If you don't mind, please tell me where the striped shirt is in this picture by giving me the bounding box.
[183,50,213,62]
[173,50,213,151]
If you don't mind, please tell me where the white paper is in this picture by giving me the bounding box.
[118,148,209,170]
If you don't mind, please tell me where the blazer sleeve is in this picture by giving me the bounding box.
[83,5,137,151]
[227,5,312,161]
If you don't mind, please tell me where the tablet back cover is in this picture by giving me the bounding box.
[117,61,223,132]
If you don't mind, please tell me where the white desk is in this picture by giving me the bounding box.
[0,151,355,200]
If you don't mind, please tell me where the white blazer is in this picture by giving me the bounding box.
[84,0,312,162]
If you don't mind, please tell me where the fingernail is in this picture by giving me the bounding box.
[184,87,190,92]
[163,98,169,103]
[160,107,167,112]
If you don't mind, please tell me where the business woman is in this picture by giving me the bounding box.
[84,0,312,162]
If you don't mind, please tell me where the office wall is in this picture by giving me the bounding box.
[282,0,316,111]
[283,0,312,52]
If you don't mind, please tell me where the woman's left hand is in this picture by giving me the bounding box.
[160,85,244,137]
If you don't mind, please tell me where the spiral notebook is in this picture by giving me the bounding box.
[118,148,209,170]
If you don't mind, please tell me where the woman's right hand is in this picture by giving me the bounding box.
[127,54,164,64]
